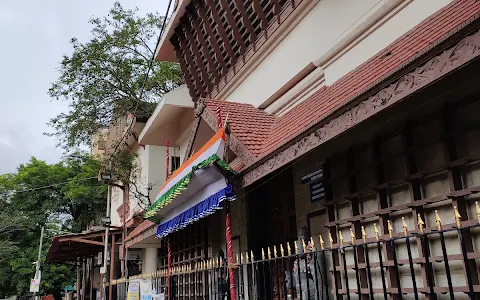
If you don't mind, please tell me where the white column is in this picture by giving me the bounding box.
[142,248,158,274]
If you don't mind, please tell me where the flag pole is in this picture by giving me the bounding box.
[217,105,237,299]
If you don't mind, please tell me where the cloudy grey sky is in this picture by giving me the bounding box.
[0,1,168,174]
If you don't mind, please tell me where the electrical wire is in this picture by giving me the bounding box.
[12,176,99,194]
[108,0,175,162]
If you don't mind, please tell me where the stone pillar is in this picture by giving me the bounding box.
[142,248,158,274]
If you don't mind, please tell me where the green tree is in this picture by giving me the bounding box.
[48,2,184,150]
[0,154,106,296]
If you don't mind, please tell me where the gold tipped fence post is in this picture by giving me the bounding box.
[374,223,388,298]
[402,217,408,236]
[476,201,480,223]
[417,214,425,233]
[373,223,380,240]
[454,206,462,227]
[435,210,442,231]
[361,226,367,243]
[387,220,393,238]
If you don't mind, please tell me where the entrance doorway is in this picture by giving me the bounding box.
[247,165,297,299]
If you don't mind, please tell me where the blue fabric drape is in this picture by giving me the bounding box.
[156,184,236,238]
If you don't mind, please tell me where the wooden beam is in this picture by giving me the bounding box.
[403,123,434,300]
[233,0,257,51]
[219,0,247,58]
[195,2,229,77]
[442,105,480,297]
[182,20,211,93]
[252,0,269,38]
[372,138,402,300]
[59,237,104,246]
[270,0,282,24]
[109,234,116,300]
[90,258,94,300]
[185,7,219,88]
[175,27,204,97]
[171,35,198,101]
[347,148,369,300]
[204,0,237,71]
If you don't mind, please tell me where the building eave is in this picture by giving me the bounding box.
[138,85,194,146]
[154,0,192,62]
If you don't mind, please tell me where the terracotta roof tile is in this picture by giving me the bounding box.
[203,99,275,156]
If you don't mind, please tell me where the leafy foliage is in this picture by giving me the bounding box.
[48,2,184,150]
[106,149,153,209]
[0,154,106,296]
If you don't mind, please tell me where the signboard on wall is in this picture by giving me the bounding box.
[301,168,325,204]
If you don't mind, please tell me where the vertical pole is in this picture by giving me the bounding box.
[103,173,112,300]
[90,258,94,300]
[225,202,237,300]
[82,258,87,300]
[33,226,44,300]
[167,239,172,299]
[122,186,128,280]
[166,140,170,179]
[109,234,116,300]
[77,259,81,300]
[35,227,44,277]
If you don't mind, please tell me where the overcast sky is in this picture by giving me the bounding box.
[0,1,168,174]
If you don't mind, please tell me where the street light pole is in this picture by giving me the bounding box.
[33,226,44,300]
[102,180,112,300]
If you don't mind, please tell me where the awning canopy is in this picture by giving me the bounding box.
[144,128,237,238]
[46,229,118,263]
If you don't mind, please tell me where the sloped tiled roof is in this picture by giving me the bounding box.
[203,99,275,157]
[207,0,480,165]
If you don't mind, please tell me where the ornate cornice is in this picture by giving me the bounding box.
[242,28,480,187]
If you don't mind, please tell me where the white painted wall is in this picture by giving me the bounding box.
[226,0,382,107]
[110,186,124,227]
[176,122,192,163]
[130,145,183,212]
[225,0,452,108]
[146,145,167,202]
[324,0,452,85]
[142,248,159,274]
